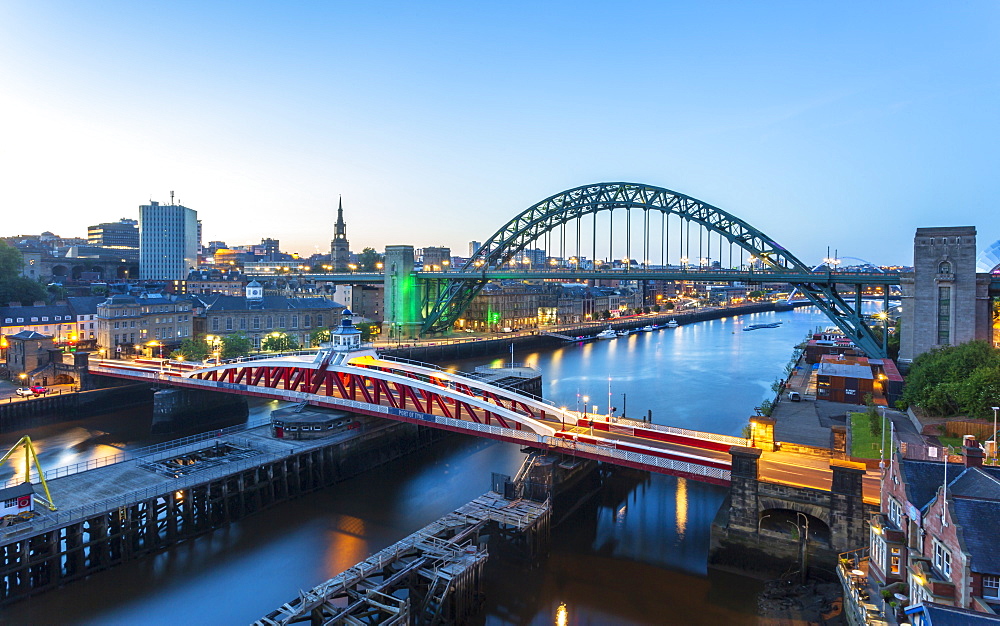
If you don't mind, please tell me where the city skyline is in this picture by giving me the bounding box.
[2,2,1000,265]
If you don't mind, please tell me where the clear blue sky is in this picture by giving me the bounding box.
[2,1,998,265]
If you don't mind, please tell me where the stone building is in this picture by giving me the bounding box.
[899,227,992,363]
[196,281,343,350]
[96,293,195,357]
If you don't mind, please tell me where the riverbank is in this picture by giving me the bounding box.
[382,302,784,362]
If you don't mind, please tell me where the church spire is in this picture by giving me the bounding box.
[334,195,347,241]
[331,196,350,272]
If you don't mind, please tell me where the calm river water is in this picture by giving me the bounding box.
[1,306,835,625]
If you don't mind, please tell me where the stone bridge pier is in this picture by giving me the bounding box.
[709,446,874,578]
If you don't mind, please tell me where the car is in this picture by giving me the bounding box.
[15,388,35,397]
[788,391,802,402]
[30,386,48,395]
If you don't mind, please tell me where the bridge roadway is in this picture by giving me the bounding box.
[88,352,879,501]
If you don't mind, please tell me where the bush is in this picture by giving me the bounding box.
[902,341,1000,417]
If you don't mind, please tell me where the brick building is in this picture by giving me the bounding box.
[868,441,1000,614]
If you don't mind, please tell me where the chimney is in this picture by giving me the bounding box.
[963,435,984,468]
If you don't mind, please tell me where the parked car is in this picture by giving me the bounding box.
[788,391,802,402]
[14,388,35,397]
[30,386,48,395]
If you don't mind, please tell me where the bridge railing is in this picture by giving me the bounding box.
[605,416,747,447]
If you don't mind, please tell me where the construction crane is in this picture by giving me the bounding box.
[0,436,57,511]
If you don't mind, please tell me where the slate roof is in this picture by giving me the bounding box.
[201,295,343,312]
[0,304,72,324]
[66,296,106,317]
[951,498,1000,574]
[947,466,1000,500]
[906,601,1000,624]
[0,483,34,500]
[899,458,948,511]
[7,330,51,340]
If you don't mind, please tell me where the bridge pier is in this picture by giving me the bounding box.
[710,447,873,579]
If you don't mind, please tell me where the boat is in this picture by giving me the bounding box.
[641,325,654,332]
[595,326,617,340]
[743,322,783,332]
[616,330,631,337]
[665,319,679,328]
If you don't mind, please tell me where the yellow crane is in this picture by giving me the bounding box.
[0,436,56,511]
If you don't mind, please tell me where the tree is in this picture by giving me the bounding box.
[901,341,1000,416]
[172,338,210,362]
[310,328,331,347]
[0,276,46,306]
[599,310,611,320]
[262,331,299,352]
[0,241,21,277]
[221,332,252,359]
[652,304,661,313]
[749,290,766,300]
[358,247,383,272]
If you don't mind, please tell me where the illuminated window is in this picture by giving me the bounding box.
[888,498,902,528]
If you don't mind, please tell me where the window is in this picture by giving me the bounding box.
[42,317,48,322]
[890,547,901,575]
[211,317,220,331]
[304,315,311,328]
[933,540,952,578]
[938,261,951,273]
[984,575,1000,599]
[888,498,902,527]
[278,315,286,328]
[937,286,951,345]
[265,315,273,329]
[239,317,247,330]
[291,315,298,328]
[252,316,260,330]
[3,498,17,507]
[225,317,233,331]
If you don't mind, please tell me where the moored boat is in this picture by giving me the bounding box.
[595,326,617,340]
[665,319,679,328]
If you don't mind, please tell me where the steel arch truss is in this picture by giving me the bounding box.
[421,182,887,357]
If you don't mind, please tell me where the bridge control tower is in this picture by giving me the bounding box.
[899,226,992,364]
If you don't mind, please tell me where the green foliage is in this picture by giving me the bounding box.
[358,247,383,271]
[0,241,22,276]
[172,338,210,362]
[865,394,882,438]
[0,276,46,306]
[221,332,252,359]
[91,284,109,296]
[652,304,661,312]
[748,290,766,299]
[850,413,882,459]
[901,341,1000,417]
[663,302,675,311]
[642,306,651,314]
[600,310,611,320]
[770,378,784,394]
[310,328,331,347]
[758,399,774,417]
[262,331,299,352]
[741,424,753,441]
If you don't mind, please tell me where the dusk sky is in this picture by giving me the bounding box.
[2,2,999,265]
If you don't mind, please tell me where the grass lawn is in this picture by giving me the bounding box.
[850,412,884,459]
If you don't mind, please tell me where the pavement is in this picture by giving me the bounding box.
[771,357,865,448]
[0,380,77,403]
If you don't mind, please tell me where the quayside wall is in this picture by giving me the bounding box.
[382,302,780,362]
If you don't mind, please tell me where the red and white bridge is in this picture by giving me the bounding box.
[89,347,745,486]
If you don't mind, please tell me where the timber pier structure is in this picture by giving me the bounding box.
[0,416,444,605]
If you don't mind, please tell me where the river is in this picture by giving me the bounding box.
[0,306,835,625]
